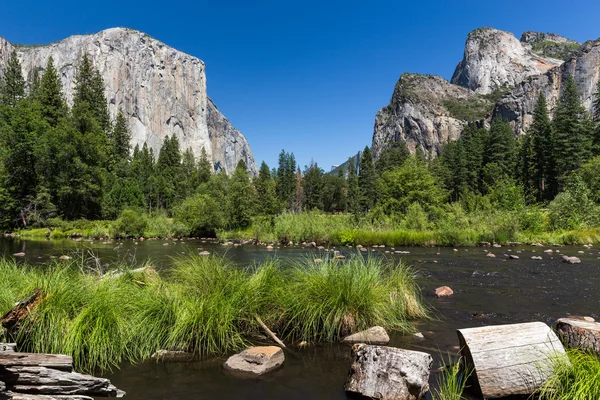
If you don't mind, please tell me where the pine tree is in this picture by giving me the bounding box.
[592,79,600,156]
[346,157,360,216]
[0,50,26,108]
[528,94,555,200]
[228,159,256,228]
[73,53,110,132]
[322,169,347,213]
[181,148,199,198]
[130,143,156,212]
[358,146,377,211]
[275,149,297,209]
[29,68,41,100]
[197,147,212,184]
[375,142,410,173]
[254,161,280,215]
[483,117,516,188]
[302,161,324,210]
[111,109,131,166]
[292,167,304,213]
[552,76,591,186]
[156,135,182,209]
[461,124,487,193]
[37,57,67,127]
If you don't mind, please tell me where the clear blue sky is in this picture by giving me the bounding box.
[1,1,599,170]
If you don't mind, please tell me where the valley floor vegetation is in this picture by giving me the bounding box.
[2,45,600,248]
[0,254,426,373]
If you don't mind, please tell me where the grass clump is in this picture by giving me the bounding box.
[0,255,427,373]
[431,356,471,400]
[279,256,427,342]
[537,350,600,400]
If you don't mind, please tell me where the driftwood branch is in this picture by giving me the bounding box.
[255,316,286,349]
[1,290,43,331]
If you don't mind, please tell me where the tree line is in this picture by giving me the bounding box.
[2,48,600,236]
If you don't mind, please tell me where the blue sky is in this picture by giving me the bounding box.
[1,1,599,170]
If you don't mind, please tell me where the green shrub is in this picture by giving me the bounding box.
[114,209,147,238]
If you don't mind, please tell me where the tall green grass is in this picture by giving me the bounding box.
[537,350,600,400]
[431,357,470,400]
[0,255,426,373]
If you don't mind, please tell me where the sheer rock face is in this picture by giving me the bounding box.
[371,73,486,160]
[0,28,256,175]
[494,38,600,135]
[451,27,562,94]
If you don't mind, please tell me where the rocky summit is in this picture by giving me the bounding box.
[371,27,598,160]
[0,28,257,175]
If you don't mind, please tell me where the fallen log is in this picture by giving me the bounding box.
[457,322,567,399]
[0,366,123,398]
[556,318,600,354]
[1,290,43,331]
[0,354,72,372]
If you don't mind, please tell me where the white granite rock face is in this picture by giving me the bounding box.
[494,38,600,135]
[0,28,257,175]
[451,27,562,94]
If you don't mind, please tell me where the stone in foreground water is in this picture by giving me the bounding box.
[342,326,390,345]
[224,346,284,376]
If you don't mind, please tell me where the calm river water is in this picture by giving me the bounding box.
[1,237,598,399]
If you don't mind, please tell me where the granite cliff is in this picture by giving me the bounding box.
[0,28,257,175]
[371,27,597,160]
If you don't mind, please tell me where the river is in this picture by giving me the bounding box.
[1,237,598,399]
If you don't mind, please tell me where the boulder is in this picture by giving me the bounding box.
[342,326,390,345]
[562,255,581,264]
[509,255,520,259]
[531,256,543,260]
[12,253,25,257]
[223,346,284,376]
[434,286,454,297]
[345,344,432,400]
[486,252,496,258]
[556,318,600,354]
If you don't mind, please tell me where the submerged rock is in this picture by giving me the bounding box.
[434,286,454,297]
[562,255,581,264]
[345,344,432,400]
[223,346,284,376]
[150,350,194,362]
[342,326,390,345]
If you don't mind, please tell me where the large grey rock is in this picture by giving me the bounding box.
[0,28,256,175]
[494,38,600,136]
[223,346,284,376]
[371,74,483,160]
[556,318,600,354]
[0,366,124,397]
[345,344,432,400]
[9,393,93,400]
[342,326,390,345]
[451,27,562,94]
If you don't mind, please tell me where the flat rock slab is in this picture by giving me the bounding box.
[457,321,567,399]
[223,346,284,376]
[556,318,600,354]
[342,326,390,345]
[0,354,72,372]
[0,366,124,397]
[9,393,93,400]
[345,344,432,400]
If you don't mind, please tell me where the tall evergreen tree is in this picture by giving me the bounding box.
[358,146,377,212]
[228,159,256,228]
[275,149,297,209]
[292,168,304,213]
[322,169,347,213]
[375,142,410,174]
[528,94,555,200]
[73,53,110,132]
[254,161,280,215]
[180,148,199,199]
[156,135,182,209]
[38,57,67,127]
[111,109,131,166]
[461,124,487,193]
[0,50,26,108]
[346,158,360,216]
[302,162,324,210]
[592,79,600,156]
[130,143,157,212]
[483,117,516,188]
[552,76,591,185]
[197,147,212,184]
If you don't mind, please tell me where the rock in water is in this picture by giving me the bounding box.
[562,255,581,264]
[345,344,432,400]
[342,326,390,345]
[223,346,284,376]
[556,318,600,355]
[0,29,257,175]
[434,286,454,297]
[150,350,194,362]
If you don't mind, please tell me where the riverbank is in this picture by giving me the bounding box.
[10,210,600,247]
[0,255,426,373]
